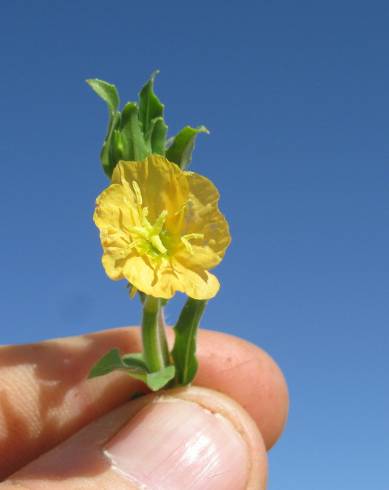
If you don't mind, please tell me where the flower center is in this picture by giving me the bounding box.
[127,181,169,259]
[128,181,203,260]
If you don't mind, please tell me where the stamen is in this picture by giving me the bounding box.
[128,239,141,249]
[128,226,149,239]
[183,233,204,241]
[180,233,204,255]
[132,180,143,206]
[153,210,168,234]
[181,237,193,254]
[151,235,168,254]
[125,181,171,259]
[174,200,190,216]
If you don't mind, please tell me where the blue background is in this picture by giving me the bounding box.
[1,1,388,487]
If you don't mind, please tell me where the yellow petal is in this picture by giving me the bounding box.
[169,259,220,299]
[94,184,141,281]
[98,225,134,280]
[94,183,139,231]
[122,255,172,298]
[175,170,231,268]
[175,244,222,270]
[111,156,189,223]
[122,256,219,300]
[101,252,126,280]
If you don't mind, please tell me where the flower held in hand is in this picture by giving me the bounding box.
[94,154,230,300]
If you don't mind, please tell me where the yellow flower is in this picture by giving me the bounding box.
[94,155,231,300]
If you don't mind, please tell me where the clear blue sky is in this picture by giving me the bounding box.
[1,1,388,488]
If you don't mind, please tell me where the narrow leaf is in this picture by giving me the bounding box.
[86,79,120,114]
[138,70,165,140]
[88,348,148,383]
[166,125,209,169]
[88,349,174,391]
[150,117,168,155]
[146,365,176,391]
[120,102,150,161]
[88,348,126,378]
[172,298,207,385]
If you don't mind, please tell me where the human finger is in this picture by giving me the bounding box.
[2,387,268,490]
[0,327,288,479]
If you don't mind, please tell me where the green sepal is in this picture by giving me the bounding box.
[119,102,150,161]
[138,70,165,141]
[166,125,209,169]
[172,298,207,385]
[88,348,175,392]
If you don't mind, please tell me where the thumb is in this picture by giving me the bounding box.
[2,387,268,490]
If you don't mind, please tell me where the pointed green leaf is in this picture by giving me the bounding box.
[172,298,207,385]
[88,348,147,381]
[139,70,165,140]
[150,117,168,155]
[88,348,126,378]
[146,365,175,391]
[86,79,120,114]
[166,125,209,169]
[88,349,174,392]
[120,102,150,161]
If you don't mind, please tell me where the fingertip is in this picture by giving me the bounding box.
[7,387,267,490]
[196,329,289,449]
[165,386,268,489]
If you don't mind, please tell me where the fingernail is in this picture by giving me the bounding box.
[104,397,249,490]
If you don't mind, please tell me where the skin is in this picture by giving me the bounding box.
[0,327,289,488]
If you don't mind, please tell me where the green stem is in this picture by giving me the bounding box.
[142,295,166,372]
[158,307,170,365]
